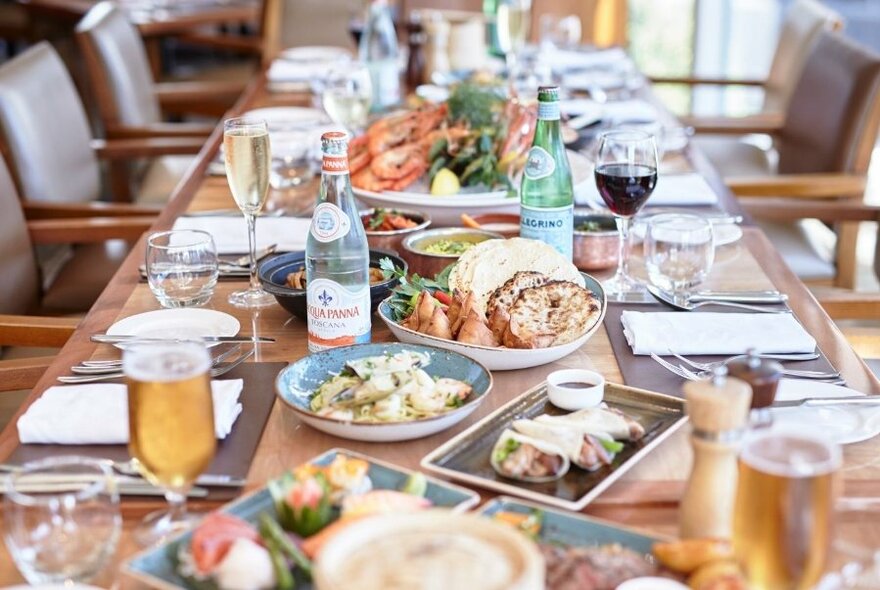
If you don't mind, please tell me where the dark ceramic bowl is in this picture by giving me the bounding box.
[258,250,407,320]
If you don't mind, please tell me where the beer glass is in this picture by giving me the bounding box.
[734,430,841,590]
[124,340,216,546]
[224,117,275,308]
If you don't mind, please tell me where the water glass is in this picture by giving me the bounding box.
[3,456,121,584]
[539,14,582,51]
[146,229,218,308]
[270,127,316,190]
[645,214,714,294]
[322,62,372,134]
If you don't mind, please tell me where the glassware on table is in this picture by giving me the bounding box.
[223,116,275,308]
[124,339,216,546]
[539,13,581,51]
[3,456,121,584]
[270,127,315,190]
[644,213,714,296]
[322,62,373,134]
[734,430,841,590]
[146,229,218,308]
[594,129,659,301]
[495,0,532,95]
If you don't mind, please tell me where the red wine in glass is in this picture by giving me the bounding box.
[595,163,658,217]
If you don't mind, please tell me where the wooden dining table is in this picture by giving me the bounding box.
[1,66,879,585]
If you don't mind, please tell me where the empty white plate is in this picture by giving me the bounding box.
[770,379,880,445]
[280,45,351,63]
[107,309,240,343]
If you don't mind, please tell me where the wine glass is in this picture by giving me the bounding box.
[224,117,275,308]
[496,0,532,96]
[3,456,121,583]
[322,62,373,134]
[644,213,714,297]
[124,340,216,546]
[594,130,658,301]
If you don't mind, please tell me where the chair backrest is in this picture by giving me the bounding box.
[75,2,161,130]
[778,31,880,177]
[0,156,40,315]
[261,0,361,62]
[763,0,842,112]
[0,42,101,204]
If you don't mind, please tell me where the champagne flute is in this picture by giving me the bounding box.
[594,130,658,301]
[124,340,216,546]
[322,62,373,134]
[224,117,275,308]
[496,0,532,96]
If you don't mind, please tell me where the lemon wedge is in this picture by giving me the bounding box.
[430,168,460,196]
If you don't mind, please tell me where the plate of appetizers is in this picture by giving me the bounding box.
[123,449,480,590]
[422,381,686,511]
[274,343,493,442]
[378,238,607,371]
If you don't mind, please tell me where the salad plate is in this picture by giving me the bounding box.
[123,449,480,590]
[275,343,493,442]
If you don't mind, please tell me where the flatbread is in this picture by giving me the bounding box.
[449,238,584,313]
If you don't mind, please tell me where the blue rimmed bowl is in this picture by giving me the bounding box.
[275,342,493,442]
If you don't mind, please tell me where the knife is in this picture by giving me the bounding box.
[689,290,789,304]
[91,335,275,344]
[0,476,210,497]
[0,465,244,489]
[772,396,880,408]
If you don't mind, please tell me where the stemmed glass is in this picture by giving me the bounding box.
[224,117,275,308]
[594,130,659,301]
[496,0,532,96]
[124,340,216,546]
[322,62,373,134]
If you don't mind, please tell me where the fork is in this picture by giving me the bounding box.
[669,352,840,379]
[70,344,242,375]
[650,353,847,385]
[58,348,255,384]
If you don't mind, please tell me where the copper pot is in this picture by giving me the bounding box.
[401,227,504,278]
[573,213,618,271]
[361,208,431,255]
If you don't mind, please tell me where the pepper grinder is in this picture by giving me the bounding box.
[680,366,752,539]
[405,15,426,90]
[727,348,783,428]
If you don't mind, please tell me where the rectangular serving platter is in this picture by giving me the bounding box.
[123,448,480,590]
[477,496,666,552]
[421,381,686,511]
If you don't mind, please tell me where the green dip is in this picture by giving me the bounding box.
[422,239,477,256]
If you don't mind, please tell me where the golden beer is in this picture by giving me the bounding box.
[733,431,840,590]
[125,341,216,492]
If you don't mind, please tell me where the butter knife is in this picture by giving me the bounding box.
[91,335,275,344]
[772,396,880,408]
[689,291,788,304]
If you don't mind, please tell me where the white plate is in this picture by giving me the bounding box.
[771,379,880,445]
[354,150,594,226]
[107,309,241,342]
[280,45,351,63]
[631,217,743,247]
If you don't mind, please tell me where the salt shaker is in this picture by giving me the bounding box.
[726,348,783,428]
[680,367,752,539]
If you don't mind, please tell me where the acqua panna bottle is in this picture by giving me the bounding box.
[359,0,401,111]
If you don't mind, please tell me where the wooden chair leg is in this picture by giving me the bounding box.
[107,160,134,203]
[834,221,861,289]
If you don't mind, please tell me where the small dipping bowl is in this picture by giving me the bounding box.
[361,207,431,255]
[401,227,504,278]
[546,369,605,411]
[467,213,520,238]
[573,212,618,271]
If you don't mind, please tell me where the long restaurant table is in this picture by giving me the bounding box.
[1,72,879,584]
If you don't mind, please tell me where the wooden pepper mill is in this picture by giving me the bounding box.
[680,366,752,539]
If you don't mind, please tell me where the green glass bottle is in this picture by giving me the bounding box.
[519,86,574,260]
[483,0,503,57]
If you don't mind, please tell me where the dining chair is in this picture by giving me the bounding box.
[261,0,361,63]
[654,0,842,130]
[698,30,880,290]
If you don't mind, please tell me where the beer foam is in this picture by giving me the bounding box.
[123,341,211,382]
[740,430,841,478]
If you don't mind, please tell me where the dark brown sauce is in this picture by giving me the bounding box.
[557,381,599,389]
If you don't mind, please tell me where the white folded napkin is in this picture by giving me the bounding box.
[575,173,719,208]
[17,380,244,445]
[561,99,659,123]
[620,311,817,356]
[172,216,311,254]
[542,47,629,72]
[267,59,328,83]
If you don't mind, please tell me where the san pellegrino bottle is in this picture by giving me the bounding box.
[519,86,574,260]
[306,132,371,352]
[482,0,503,57]
[359,0,400,111]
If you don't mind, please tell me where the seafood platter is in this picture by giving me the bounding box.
[348,83,593,225]
[274,343,493,441]
[422,380,686,511]
[378,237,607,370]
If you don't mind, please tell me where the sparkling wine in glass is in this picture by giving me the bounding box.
[322,63,373,134]
[496,0,532,95]
[124,340,216,546]
[224,117,275,308]
[594,130,658,301]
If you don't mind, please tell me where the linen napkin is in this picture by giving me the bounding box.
[561,98,659,123]
[620,311,817,356]
[17,380,244,445]
[172,216,311,254]
[267,59,328,84]
[576,173,719,208]
[541,47,629,72]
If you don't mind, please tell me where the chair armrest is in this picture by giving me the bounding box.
[23,201,161,219]
[649,75,765,86]
[815,291,880,321]
[0,356,57,392]
[155,80,247,112]
[680,113,784,135]
[90,137,204,159]
[106,122,215,140]
[741,199,880,223]
[27,217,156,244]
[727,174,867,199]
[0,315,79,348]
